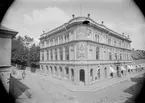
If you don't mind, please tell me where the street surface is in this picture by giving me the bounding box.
[17,71,145,103]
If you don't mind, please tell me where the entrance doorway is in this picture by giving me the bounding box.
[80,69,85,82]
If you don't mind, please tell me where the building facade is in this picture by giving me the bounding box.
[39,15,132,85]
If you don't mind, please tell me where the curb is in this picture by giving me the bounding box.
[38,71,145,92]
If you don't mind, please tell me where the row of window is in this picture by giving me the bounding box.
[41,33,69,48]
[41,30,130,50]
[41,47,69,61]
[108,52,131,60]
[41,48,131,61]
[89,45,131,61]
[87,27,130,49]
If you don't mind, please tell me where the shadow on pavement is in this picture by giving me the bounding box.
[124,73,145,103]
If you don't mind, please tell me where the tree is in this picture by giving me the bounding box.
[29,44,40,68]
[12,35,40,69]
[12,36,27,66]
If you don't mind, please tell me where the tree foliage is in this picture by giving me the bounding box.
[12,35,40,69]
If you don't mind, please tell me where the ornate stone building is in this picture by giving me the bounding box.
[39,15,132,85]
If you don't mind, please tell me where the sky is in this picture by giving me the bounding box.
[2,0,145,50]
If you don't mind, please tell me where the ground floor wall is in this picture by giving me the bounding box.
[39,62,142,85]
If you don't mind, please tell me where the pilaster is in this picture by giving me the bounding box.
[85,68,89,85]
[63,47,65,60]
[74,68,79,84]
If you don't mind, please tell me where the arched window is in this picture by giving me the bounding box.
[90,69,93,76]
[66,67,69,74]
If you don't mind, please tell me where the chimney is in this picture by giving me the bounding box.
[101,21,104,25]
[88,14,90,18]
[72,14,75,18]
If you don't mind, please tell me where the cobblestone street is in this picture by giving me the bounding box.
[16,70,145,103]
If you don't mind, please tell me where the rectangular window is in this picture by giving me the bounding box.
[119,42,121,47]
[97,35,99,42]
[127,53,128,60]
[61,36,63,43]
[42,51,44,61]
[50,49,53,60]
[59,48,63,60]
[95,34,97,41]
[47,50,49,60]
[96,47,99,60]
[108,38,111,45]
[115,53,117,60]
[55,49,57,60]
[114,41,116,46]
[66,47,69,60]
[120,54,122,60]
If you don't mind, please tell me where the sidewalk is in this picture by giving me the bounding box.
[36,70,145,91]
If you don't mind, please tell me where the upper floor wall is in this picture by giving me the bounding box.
[39,17,132,51]
[75,25,131,50]
[40,24,131,51]
[40,41,132,62]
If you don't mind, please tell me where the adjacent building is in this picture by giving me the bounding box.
[0,25,18,92]
[39,14,132,85]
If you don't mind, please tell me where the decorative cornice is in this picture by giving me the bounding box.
[40,16,131,42]
[40,39,131,51]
